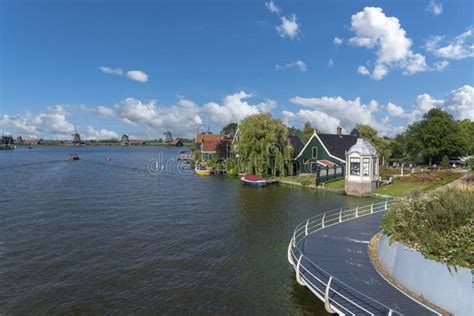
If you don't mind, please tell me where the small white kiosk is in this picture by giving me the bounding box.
[345,138,379,196]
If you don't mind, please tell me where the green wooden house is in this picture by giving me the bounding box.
[295,127,357,174]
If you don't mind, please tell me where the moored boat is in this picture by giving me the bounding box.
[241,174,268,187]
[177,150,193,161]
[195,165,212,176]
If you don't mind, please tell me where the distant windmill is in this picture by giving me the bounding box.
[120,134,129,146]
[163,131,173,143]
[72,128,81,145]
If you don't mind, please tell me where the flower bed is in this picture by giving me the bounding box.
[381,187,474,268]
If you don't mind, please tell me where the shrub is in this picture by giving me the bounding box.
[225,158,240,176]
[468,157,474,170]
[300,177,314,186]
[381,188,474,268]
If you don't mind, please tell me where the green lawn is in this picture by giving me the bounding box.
[376,181,429,197]
[324,179,345,189]
[376,172,463,197]
[279,176,315,186]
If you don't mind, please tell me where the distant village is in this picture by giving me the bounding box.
[2,108,472,197]
[0,131,190,149]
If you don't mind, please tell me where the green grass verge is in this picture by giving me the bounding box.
[324,179,345,189]
[376,171,462,197]
[279,176,315,186]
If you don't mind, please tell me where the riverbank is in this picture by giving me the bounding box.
[278,170,466,197]
[278,176,345,193]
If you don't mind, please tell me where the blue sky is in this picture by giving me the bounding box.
[0,0,473,139]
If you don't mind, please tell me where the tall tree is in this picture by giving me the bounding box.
[221,123,238,135]
[458,119,474,155]
[235,114,293,176]
[350,128,360,137]
[405,109,465,164]
[352,124,391,165]
[352,124,378,142]
[303,122,319,143]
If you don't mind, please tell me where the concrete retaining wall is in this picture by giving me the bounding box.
[377,235,473,316]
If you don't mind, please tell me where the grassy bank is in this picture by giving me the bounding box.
[279,176,315,186]
[375,171,462,197]
[381,187,473,268]
[324,178,345,189]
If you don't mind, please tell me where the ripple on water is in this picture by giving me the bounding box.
[0,146,374,314]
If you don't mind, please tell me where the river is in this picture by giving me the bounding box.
[0,146,373,314]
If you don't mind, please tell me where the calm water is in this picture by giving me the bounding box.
[0,146,373,315]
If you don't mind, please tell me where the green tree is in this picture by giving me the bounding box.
[221,123,238,135]
[458,119,474,155]
[468,157,474,170]
[352,124,392,165]
[407,109,465,164]
[303,122,319,143]
[352,124,378,142]
[441,155,450,169]
[235,113,293,177]
[350,128,360,137]
[388,134,404,160]
[287,126,297,135]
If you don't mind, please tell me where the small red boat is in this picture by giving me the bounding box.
[241,174,268,187]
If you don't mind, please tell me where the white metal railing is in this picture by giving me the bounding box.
[288,199,403,315]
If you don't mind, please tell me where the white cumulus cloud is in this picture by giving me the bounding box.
[265,0,281,14]
[126,70,149,83]
[276,14,299,39]
[392,85,474,121]
[426,1,443,16]
[202,91,261,126]
[87,92,271,138]
[0,105,75,139]
[357,65,370,76]
[98,66,124,75]
[348,7,429,79]
[425,28,474,60]
[275,60,307,72]
[84,127,118,140]
[99,66,149,83]
[257,99,278,113]
[289,95,382,133]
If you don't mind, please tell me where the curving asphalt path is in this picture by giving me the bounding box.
[299,211,441,315]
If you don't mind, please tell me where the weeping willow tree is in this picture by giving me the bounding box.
[235,113,294,177]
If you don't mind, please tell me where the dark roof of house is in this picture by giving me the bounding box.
[318,133,357,160]
[287,135,304,154]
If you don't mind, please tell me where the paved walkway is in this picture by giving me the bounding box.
[300,212,440,315]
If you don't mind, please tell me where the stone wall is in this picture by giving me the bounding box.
[344,180,376,196]
[377,235,473,316]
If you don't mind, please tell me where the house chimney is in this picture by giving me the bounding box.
[336,126,342,136]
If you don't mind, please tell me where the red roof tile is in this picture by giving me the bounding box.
[195,133,222,144]
[201,140,220,152]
